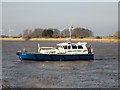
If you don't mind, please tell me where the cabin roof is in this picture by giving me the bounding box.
[40,47,54,49]
[57,42,87,46]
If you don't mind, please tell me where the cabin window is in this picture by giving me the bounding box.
[72,45,77,49]
[78,46,83,49]
[68,46,71,49]
[63,46,67,49]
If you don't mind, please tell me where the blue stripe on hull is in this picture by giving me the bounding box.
[16,52,94,61]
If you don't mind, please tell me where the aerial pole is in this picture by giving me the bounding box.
[38,43,40,52]
[69,26,73,39]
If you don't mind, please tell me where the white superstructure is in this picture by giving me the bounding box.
[38,41,93,55]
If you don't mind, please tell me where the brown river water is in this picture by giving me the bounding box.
[2,41,118,88]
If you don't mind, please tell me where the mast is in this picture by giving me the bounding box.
[38,43,40,52]
[69,26,73,39]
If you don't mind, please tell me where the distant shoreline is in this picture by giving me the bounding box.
[0,37,119,42]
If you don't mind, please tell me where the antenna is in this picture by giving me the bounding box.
[59,28,62,38]
[69,26,73,39]
[38,43,40,52]
[69,16,74,39]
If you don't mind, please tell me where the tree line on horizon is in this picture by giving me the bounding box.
[1,27,119,39]
[113,30,120,38]
[21,27,94,40]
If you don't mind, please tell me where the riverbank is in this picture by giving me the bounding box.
[0,37,119,42]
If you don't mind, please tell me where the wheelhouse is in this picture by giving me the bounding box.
[56,42,88,54]
[57,42,86,50]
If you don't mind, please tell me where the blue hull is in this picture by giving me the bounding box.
[16,52,94,61]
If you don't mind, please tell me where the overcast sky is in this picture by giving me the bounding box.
[1,1,118,36]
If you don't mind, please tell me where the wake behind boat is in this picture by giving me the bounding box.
[16,26,94,61]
